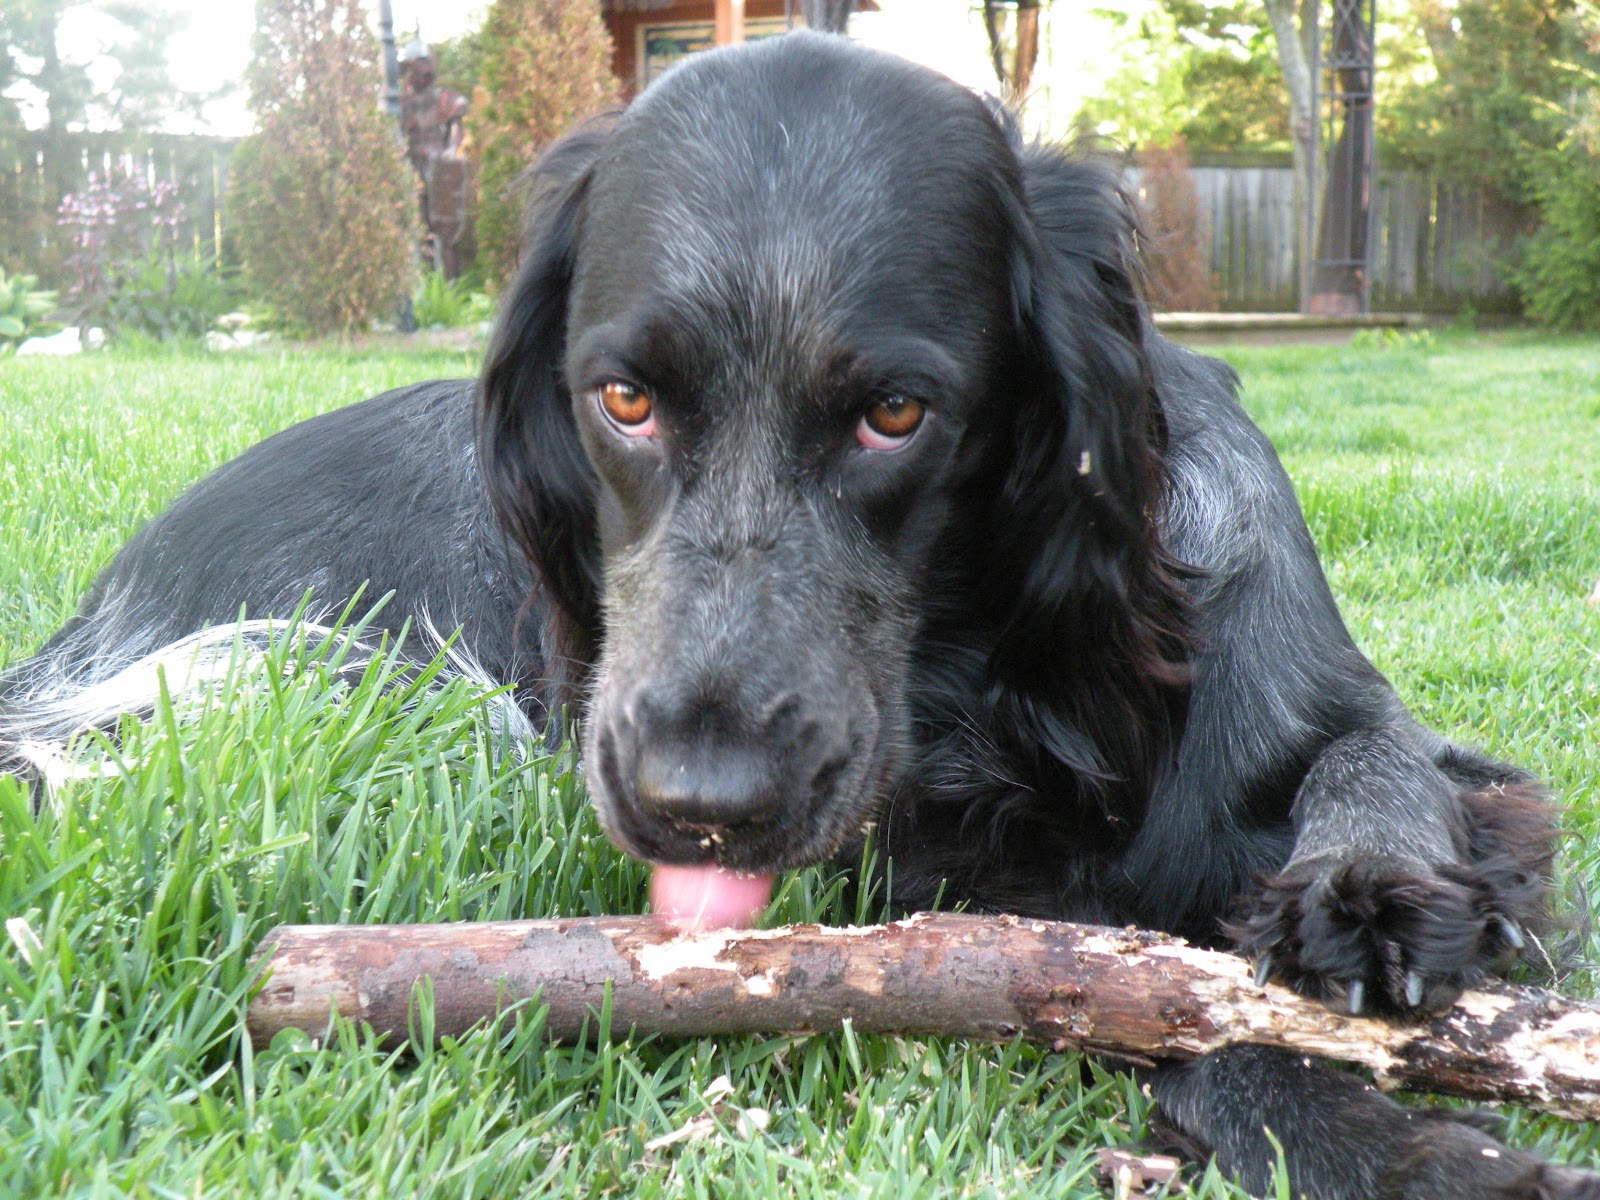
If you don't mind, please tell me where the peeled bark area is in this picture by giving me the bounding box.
[248,913,1600,1120]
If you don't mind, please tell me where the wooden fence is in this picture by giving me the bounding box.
[2,132,1525,315]
[1181,162,1526,313]
[1,131,236,283]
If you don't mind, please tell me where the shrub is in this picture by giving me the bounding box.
[412,269,492,328]
[52,166,231,343]
[469,0,617,286]
[434,26,486,96]
[55,167,186,332]
[1385,0,1577,201]
[0,267,59,352]
[106,254,242,341]
[1133,140,1219,312]
[229,0,414,334]
[1513,130,1600,332]
[1349,327,1435,350]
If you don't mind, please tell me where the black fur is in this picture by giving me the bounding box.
[1,33,1592,1199]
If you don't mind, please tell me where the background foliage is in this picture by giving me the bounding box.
[0,0,197,136]
[1512,125,1600,331]
[1079,0,1290,152]
[1384,0,1600,329]
[227,0,413,334]
[50,165,235,340]
[1082,0,1600,327]
[1384,0,1585,196]
[467,0,617,287]
[1134,140,1220,311]
[0,266,58,351]
[0,1,219,286]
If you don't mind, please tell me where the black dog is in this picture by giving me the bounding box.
[2,33,1595,1198]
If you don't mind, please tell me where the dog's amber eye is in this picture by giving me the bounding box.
[857,397,925,450]
[596,383,655,436]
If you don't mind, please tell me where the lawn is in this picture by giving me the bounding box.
[1,332,1597,1197]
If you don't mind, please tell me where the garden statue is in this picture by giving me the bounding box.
[398,39,472,280]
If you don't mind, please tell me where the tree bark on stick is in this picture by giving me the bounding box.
[248,912,1600,1120]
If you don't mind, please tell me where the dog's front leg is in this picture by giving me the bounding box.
[1229,724,1551,1015]
[1148,1045,1600,1200]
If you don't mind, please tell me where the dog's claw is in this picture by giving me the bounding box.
[1347,980,1365,1016]
[1404,971,1425,1009]
[1253,955,1273,988]
[1492,916,1525,952]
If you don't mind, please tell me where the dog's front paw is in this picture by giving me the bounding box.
[1229,856,1528,1015]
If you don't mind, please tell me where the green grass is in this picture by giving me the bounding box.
[1,331,1598,1196]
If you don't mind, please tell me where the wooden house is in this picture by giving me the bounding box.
[601,1,878,98]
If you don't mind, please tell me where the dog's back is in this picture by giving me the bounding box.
[0,379,538,775]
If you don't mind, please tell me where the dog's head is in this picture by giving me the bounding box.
[479,33,1185,904]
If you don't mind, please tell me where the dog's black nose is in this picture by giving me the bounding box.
[633,738,785,828]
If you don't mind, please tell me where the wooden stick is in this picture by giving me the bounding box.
[247,912,1600,1120]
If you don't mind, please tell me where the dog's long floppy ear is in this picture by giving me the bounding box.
[988,143,1192,808]
[477,120,616,677]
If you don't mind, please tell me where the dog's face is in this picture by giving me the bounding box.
[564,46,1023,874]
[479,34,1175,887]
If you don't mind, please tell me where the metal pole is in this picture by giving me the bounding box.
[1302,0,1319,315]
[1309,0,1375,315]
[376,0,413,331]
[1362,0,1377,313]
[379,0,401,118]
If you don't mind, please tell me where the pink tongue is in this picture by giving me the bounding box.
[649,864,774,931]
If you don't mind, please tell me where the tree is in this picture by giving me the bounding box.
[1379,0,1600,327]
[1255,0,1319,310]
[1168,0,1289,149]
[467,0,617,287]
[1386,0,1584,199]
[983,0,1046,106]
[229,0,414,333]
[432,25,485,97]
[1,1,85,137]
[1102,0,1360,310]
[0,1,211,283]
[0,0,197,135]
[1077,0,1289,152]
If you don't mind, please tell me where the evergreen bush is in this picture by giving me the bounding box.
[1513,132,1600,331]
[468,0,616,287]
[229,0,414,334]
